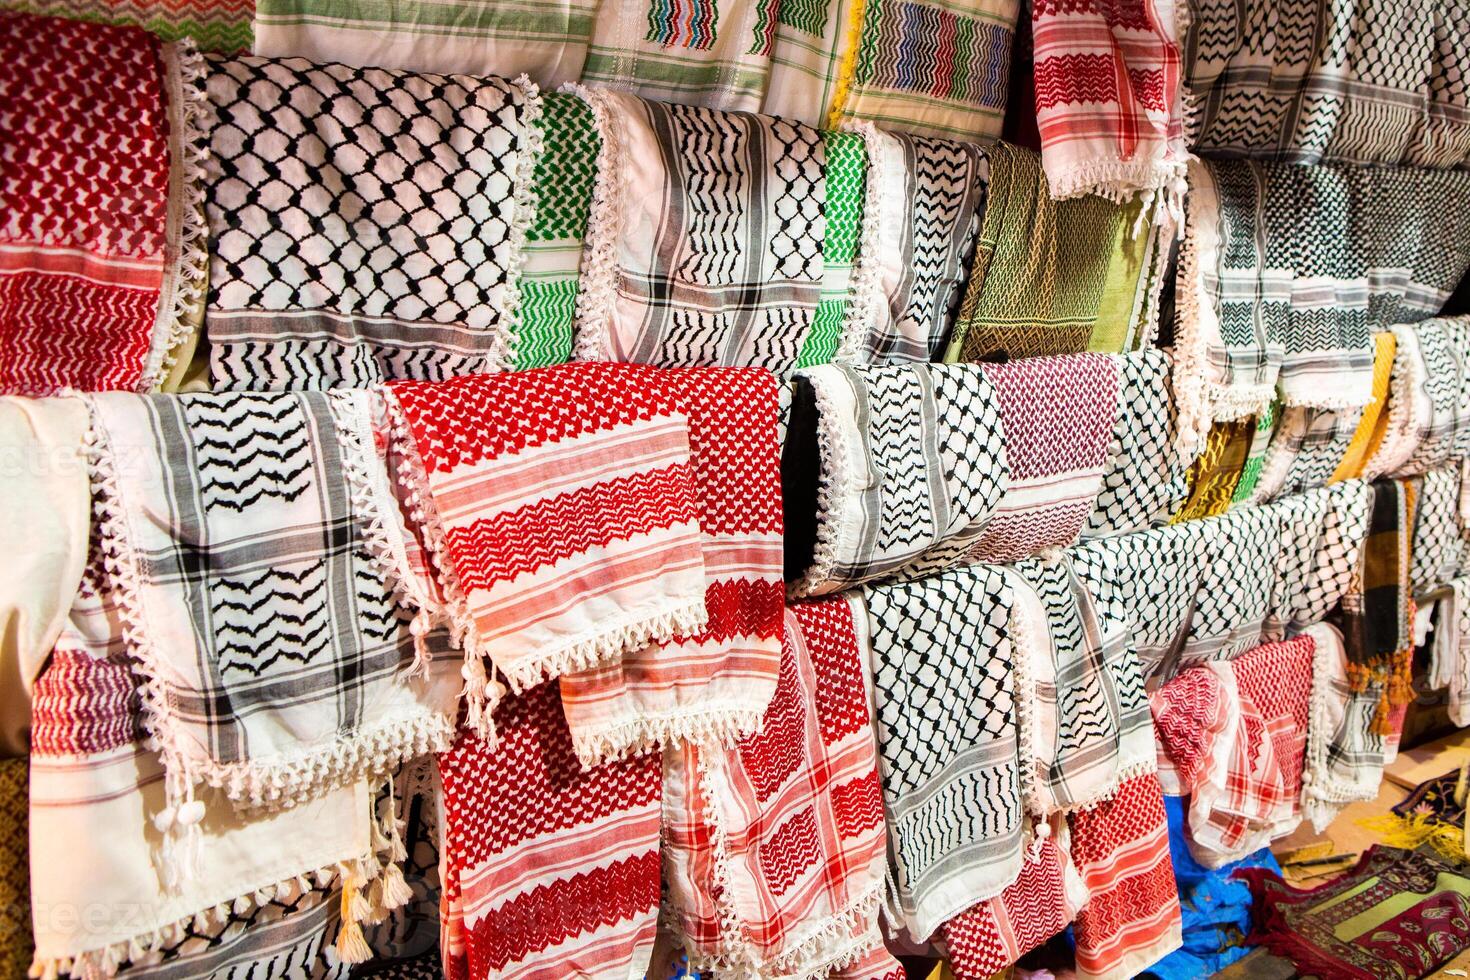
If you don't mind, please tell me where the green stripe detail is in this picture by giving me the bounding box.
[513,278,578,369]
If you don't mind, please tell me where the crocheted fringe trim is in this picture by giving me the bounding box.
[499,597,710,698]
[141,38,210,392]
[692,750,757,967]
[1169,175,1213,458]
[687,886,886,980]
[1006,602,1046,819]
[1302,624,1381,832]
[571,703,765,771]
[833,121,889,364]
[1046,154,1187,214]
[382,392,499,739]
[493,76,545,373]
[566,83,622,363]
[1056,758,1160,817]
[28,855,382,979]
[787,369,852,598]
[1372,326,1422,478]
[823,0,866,131]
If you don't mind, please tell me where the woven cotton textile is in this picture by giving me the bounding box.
[784,362,1006,596]
[437,681,662,980]
[1395,315,1470,476]
[1032,0,1187,201]
[1330,331,1397,482]
[558,367,784,766]
[1250,404,1364,503]
[1230,403,1279,504]
[858,563,1022,940]
[1342,479,1414,706]
[760,0,861,125]
[576,90,839,376]
[1185,1,1470,168]
[10,0,252,50]
[1067,772,1182,980]
[1083,350,1191,537]
[1174,159,1470,444]
[0,759,27,978]
[203,52,538,388]
[87,390,461,823]
[1268,481,1372,638]
[945,143,1157,363]
[662,598,891,977]
[968,353,1120,563]
[861,128,986,364]
[1008,556,1155,815]
[826,0,1019,140]
[1301,622,1391,832]
[0,14,202,396]
[1430,578,1470,727]
[1410,466,1465,592]
[1172,415,1252,521]
[387,363,709,731]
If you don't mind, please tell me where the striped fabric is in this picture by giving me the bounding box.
[387,363,711,733]
[6,0,252,51]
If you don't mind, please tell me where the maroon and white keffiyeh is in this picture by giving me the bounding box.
[437,682,662,980]
[969,354,1121,563]
[387,363,710,733]
[661,598,893,978]
[559,367,785,767]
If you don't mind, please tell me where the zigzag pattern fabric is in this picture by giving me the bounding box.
[85,390,463,831]
[0,14,192,396]
[862,128,987,364]
[1249,403,1365,503]
[557,367,785,767]
[436,680,662,980]
[967,353,1120,562]
[202,52,538,389]
[944,142,1161,363]
[1031,0,1188,201]
[6,0,253,50]
[387,363,710,731]
[783,362,1006,596]
[661,598,899,978]
[1392,316,1470,476]
[1175,158,1470,444]
[857,564,1023,940]
[1186,0,1470,168]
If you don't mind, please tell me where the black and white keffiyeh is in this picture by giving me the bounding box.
[855,564,1022,941]
[1267,481,1372,638]
[1410,465,1467,593]
[783,362,1006,595]
[1302,622,1393,832]
[1249,405,1364,503]
[202,53,541,388]
[1396,315,1470,476]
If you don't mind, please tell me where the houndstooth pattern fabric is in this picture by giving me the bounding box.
[1410,465,1467,593]
[1083,350,1193,538]
[857,563,1022,940]
[786,362,1007,595]
[203,52,535,388]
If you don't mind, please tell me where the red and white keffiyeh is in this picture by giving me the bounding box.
[1031,0,1188,205]
[1151,635,1314,868]
[941,835,1089,979]
[559,367,785,767]
[969,354,1121,563]
[661,598,895,978]
[0,13,206,395]
[437,681,662,980]
[1067,772,1182,980]
[387,363,711,733]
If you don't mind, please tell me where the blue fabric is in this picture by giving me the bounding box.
[1141,794,1281,979]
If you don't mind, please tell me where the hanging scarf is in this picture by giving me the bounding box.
[1151,635,1313,869]
[1182,503,1281,665]
[29,580,379,978]
[858,564,1023,941]
[558,366,784,766]
[574,90,855,376]
[436,681,663,980]
[1409,465,1466,593]
[1173,160,1470,444]
[0,15,207,396]
[1330,331,1397,482]
[860,128,986,364]
[661,599,895,978]
[968,353,1120,563]
[1032,0,1187,202]
[386,363,711,732]
[1248,404,1365,504]
[940,835,1088,980]
[824,0,1019,140]
[1083,349,1192,538]
[760,0,861,125]
[86,390,462,881]
[1238,848,1470,980]
[21,0,252,50]
[1364,322,1431,478]
[1171,416,1253,522]
[0,759,27,979]
[1342,478,1415,719]
[1396,315,1470,476]
[783,362,1007,596]
[1300,622,1392,832]
[1007,556,1156,816]
[1067,772,1182,980]
[1230,403,1279,505]
[1186,1,1470,168]
[945,143,1161,363]
[809,130,872,368]
[1430,578,1470,728]
[1267,481,1372,639]
[203,52,540,388]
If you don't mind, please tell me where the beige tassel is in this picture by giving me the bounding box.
[334,919,373,964]
[380,862,415,910]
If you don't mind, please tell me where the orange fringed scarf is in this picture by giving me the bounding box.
[1342,479,1416,733]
